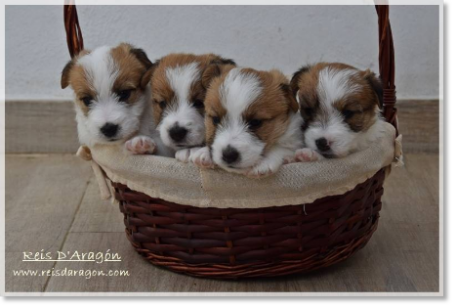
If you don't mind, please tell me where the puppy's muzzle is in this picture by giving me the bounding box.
[315,138,337,158]
[100,123,120,139]
[169,125,188,143]
[222,146,240,165]
[315,138,331,152]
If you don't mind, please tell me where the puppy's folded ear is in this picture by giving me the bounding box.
[290,65,311,95]
[61,59,74,89]
[211,57,236,66]
[364,70,383,109]
[280,83,299,113]
[204,53,236,66]
[140,61,158,89]
[201,64,222,89]
[130,48,153,70]
[119,44,154,89]
[201,57,236,89]
[61,50,91,89]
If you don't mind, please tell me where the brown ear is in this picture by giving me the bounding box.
[364,70,383,109]
[290,65,311,95]
[201,64,222,89]
[210,57,236,66]
[130,48,153,70]
[140,61,158,89]
[61,60,74,89]
[202,58,236,89]
[280,83,299,113]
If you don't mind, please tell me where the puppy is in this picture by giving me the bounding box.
[61,43,160,155]
[146,53,235,161]
[290,62,384,161]
[191,67,304,178]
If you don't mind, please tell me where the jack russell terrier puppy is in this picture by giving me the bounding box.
[191,67,304,178]
[61,43,164,155]
[290,62,384,161]
[146,53,235,161]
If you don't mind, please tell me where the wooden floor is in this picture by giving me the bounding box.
[5,153,440,293]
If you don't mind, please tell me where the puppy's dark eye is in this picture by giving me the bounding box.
[247,119,262,130]
[81,96,92,107]
[192,99,204,109]
[118,89,132,102]
[212,116,220,125]
[342,109,356,119]
[159,100,166,109]
[303,107,312,116]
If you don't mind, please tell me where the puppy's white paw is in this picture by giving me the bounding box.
[283,155,296,164]
[294,148,322,162]
[246,160,280,179]
[191,147,215,169]
[125,136,156,155]
[175,148,192,162]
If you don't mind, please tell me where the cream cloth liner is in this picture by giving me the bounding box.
[77,122,403,209]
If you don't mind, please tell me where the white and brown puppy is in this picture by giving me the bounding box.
[147,53,235,161]
[290,62,384,161]
[61,43,162,155]
[191,67,304,178]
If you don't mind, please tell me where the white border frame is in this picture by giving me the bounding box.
[0,0,445,298]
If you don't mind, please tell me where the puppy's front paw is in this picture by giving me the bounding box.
[283,155,296,164]
[246,161,280,179]
[175,148,192,162]
[125,136,156,155]
[294,148,322,162]
[191,147,215,169]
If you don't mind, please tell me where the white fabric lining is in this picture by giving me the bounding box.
[78,122,402,209]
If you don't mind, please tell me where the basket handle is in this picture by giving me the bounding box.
[375,4,398,132]
[64,1,84,59]
[63,3,398,131]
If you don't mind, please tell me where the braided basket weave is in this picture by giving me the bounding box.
[64,4,397,279]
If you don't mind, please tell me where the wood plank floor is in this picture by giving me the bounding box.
[5,153,440,293]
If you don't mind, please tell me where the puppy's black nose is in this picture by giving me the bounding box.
[315,138,331,152]
[100,123,119,138]
[169,125,188,142]
[222,146,240,164]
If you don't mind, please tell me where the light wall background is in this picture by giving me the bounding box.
[5,5,439,100]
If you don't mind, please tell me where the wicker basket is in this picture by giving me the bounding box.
[64,4,398,279]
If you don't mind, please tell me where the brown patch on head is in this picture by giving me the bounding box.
[333,69,382,132]
[203,75,227,146]
[363,69,383,108]
[204,68,297,151]
[189,80,207,116]
[243,69,297,151]
[292,62,381,132]
[150,53,236,124]
[64,50,96,116]
[61,49,90,89]
[110,43,153,106]
[292,63,331,124]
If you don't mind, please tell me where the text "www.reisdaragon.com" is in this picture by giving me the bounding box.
[12,268,130,280]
